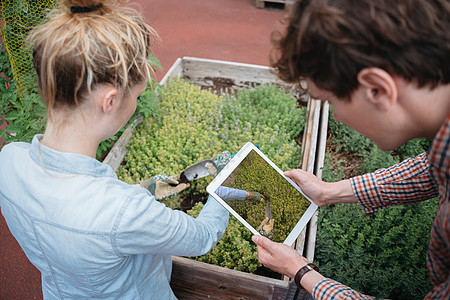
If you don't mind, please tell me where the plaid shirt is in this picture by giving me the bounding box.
[313,114,449,299]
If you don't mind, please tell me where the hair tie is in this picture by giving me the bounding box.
[70,3,102,14]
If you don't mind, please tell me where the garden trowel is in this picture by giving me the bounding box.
[176,159,218,184]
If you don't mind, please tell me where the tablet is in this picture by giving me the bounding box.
[206,142,318,246]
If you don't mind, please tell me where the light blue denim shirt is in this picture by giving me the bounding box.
[0,135,229,299]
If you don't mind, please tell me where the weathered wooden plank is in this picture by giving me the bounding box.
[296,98,320,263]
[103,115,143,171]
[303,101,329,262]
[170,256,288,300]
[304,211,318,263]
[300,99,313,171]
[306,100,321,173]
[301,98,321,174]
[315,101,329,180]
[182,57,286,91]
[160,57,184,86]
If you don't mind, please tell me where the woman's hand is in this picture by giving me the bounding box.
[139,174,190,200]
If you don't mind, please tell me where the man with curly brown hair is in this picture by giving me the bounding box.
[252,0,450,299]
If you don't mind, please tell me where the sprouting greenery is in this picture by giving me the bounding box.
[118,78,306,184]
[187,202,260,273]
[118,78,307,272]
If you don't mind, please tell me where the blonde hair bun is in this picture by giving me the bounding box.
[29,0,158,117]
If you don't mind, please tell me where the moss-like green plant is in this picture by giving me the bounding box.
[118,78,306,272]
[118,77,305,188]
[187,202,260,273]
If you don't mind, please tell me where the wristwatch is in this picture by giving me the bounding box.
[294,263,319,289]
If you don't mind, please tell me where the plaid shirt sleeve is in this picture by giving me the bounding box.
[313,279,374,299]
[349,152,439,213]
[311,154,440,299]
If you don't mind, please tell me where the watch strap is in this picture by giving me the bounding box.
[294,263,319,289]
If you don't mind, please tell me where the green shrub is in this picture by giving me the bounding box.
[320,152,346,183]
[0,0,56,146]
[118,78,306,272]
[327,108,374,155]
[187,202,260,273]
[326,106,431,166]
[0,44,46,145]
[316,200,437,299]
[359,143,399,174]
[118,78,305,184]
[396,138,432,161]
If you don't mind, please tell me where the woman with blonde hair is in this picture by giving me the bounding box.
[0,1,229,298]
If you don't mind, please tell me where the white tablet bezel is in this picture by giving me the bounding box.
[206,142,318,246]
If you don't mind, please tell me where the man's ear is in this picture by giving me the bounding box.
[101,88,119,114]
[357,68,398,111]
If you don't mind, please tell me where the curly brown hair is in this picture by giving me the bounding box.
[271,0,450,99]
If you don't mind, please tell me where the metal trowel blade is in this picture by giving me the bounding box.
[180,159,217,182]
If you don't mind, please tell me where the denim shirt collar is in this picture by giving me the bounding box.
[29,134,117,178]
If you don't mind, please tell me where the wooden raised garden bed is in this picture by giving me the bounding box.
[104,57,329,299]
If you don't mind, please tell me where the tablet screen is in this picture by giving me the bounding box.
[207,142,317,246]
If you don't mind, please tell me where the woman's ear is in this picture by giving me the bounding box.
[101,88,118,114]
[357,68,398,111]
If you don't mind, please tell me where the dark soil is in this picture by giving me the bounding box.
[186,75,309,109]
[179,190,208,212]
[325,135,364,179]
[254,265,283,280]
[176,172,190,185]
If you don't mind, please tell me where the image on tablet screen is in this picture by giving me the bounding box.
[216,149,311,244]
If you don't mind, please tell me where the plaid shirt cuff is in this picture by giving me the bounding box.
[350,153,437,213]
[313,278,374,300]
[350,173,382,213]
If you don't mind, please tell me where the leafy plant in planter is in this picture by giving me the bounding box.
[317,108,437,299]
[316,200,437,299]
[118,77,305,186]
[0,0,56,146]
[187,202,260,273]
[0,43,46,145]
[118,78,307,272]
[326,106,432,174]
